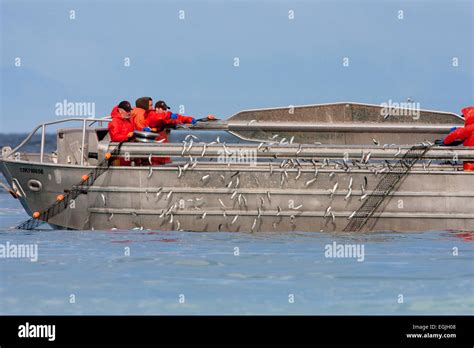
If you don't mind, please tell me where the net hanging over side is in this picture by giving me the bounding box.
[16,143,124,230]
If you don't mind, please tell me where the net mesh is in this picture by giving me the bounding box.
[16,143,123,230]
[343,145,431,232]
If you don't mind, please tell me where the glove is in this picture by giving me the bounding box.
[207,114,216,120]
[434,139,446,146]
[143,127,151,132]
[127,132,134,138]
[450,127,458,132]
[191,118,197,125]
[170,113,178,120]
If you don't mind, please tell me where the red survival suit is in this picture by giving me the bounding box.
[145,111,196,164]
[131,107,148,131]
[146,110,193,132]
[443,106,474,171]
[108,106,135,166]
[108,106,134,142]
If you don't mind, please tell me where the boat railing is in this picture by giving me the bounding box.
[6,117,112,165]
[5,115,474,165]
[97,142,474,161]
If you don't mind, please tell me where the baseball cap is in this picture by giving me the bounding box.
[155,100,171,110]
[118,100,132,112]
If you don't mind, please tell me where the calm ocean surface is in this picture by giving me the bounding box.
[1,134,473,315]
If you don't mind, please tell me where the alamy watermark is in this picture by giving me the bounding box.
[18,322,55,341]
[55,99,96,118]
[380,99,420,120]
[0,242,38,262]
[324,241,365,262]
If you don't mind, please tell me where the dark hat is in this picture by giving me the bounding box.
[118,100,132,112]
[155,100,171,110]
[136,97,152,110]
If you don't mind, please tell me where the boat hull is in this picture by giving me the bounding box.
[1,159,473,232]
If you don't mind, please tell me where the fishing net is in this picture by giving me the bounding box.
[343,145,432,232]
[16,142,124,230]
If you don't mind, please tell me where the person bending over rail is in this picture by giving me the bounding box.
[141,100,215,164]
[145,100,215,135]
[441,106,474,171]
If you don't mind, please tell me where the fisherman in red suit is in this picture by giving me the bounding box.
[442,106,474,171]
[145,100,198,134]
[108,101,134,142]
[143,100,215,165]
[107,101,135,166]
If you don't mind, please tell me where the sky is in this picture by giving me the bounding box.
[0,0,473,133]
